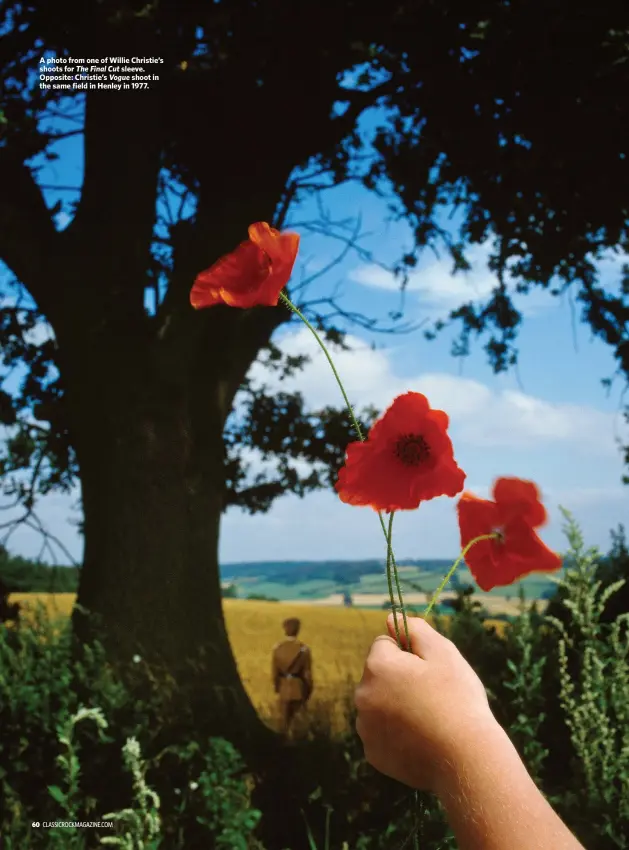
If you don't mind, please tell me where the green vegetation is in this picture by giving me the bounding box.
[2,516,628,848]
[246,594,280,603]
[0,546,78,593]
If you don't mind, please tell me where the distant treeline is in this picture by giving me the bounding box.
[4,541,625,601]
[0,550,455,594]
[0,547,79,593]
[0,552,458,594]
[221,584,279,602]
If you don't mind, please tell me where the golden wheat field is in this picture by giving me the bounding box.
[225,599,405,732]
[9,594,509,735]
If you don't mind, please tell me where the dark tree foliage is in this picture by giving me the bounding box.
[0,577,19,623]
[598,523,629,620]
[441,583,486,616]
[366,4,629,424]
[221,583,239,599]
[1,0,628,742]
[0,543,78,592]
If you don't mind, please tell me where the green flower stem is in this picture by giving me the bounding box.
[280,292,411,649]
[385,511,410,647]
[377,512,409,648]
[279,293,365,441]
[423,533,499,619]
[385,512,410,647]
[385,512,399,641]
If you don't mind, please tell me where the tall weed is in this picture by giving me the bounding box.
[546,510,629,848]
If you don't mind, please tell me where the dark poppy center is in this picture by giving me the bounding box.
[492,527,506,543]
[394,433,430,467]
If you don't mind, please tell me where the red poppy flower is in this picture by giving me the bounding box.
[335,392,466,512]
[457,477,562,591]
[190,222,300,309]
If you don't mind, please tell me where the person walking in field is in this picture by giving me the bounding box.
[272,617,313,739]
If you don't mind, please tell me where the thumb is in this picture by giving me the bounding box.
[386,612,442,659]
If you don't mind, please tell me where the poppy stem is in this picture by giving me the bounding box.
[279,291,411,646]
[385,512,411,650]
[423,533,500,619]
[377,510,407,633]
[385,513,409,648]
[385,513,400,642]
[279,292,365,441]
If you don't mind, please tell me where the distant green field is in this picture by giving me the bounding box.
[237,579,340,601]
[227,565,562,604]
[399,566,561,598]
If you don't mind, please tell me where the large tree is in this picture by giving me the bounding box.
[1,0,627,743]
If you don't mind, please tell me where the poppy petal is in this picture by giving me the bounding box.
[457,492,500,545]
[191,222,300,310]
[335,391,465,512]
[493,477,547,528]
[248,221,279,248]
[369,392,431,443]
[190,241,271,309]
[457,480,561,591]
[336,443,410,509]
[248,221,300,305]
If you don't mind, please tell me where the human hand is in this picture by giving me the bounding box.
[354,613,499,793]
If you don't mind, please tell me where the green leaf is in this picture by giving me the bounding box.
[48,784,67,805]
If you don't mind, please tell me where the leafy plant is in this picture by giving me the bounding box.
[546,510,629,848]
[153,738,264,850]
[503,588,549,786]
[46,706,111,850]
[101,736,162,849]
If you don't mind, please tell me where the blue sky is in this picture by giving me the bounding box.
[1,100,628,566]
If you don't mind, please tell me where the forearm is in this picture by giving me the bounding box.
[434,722,585,850]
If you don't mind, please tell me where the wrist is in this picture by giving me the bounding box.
[433,714,511,799]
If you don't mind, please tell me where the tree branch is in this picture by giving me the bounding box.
[0,505,79,567]
[0,152,61,321]
[286,207,423,332]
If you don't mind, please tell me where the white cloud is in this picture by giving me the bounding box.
[451,387,623,454]
[0,293,56,346]
[246,329,396,411]
[23,321,56,347]
[246,327,627,456]
[349,242,557,318]
[55,211,72,231]
[352,243,496,301]
[234,445,323,480]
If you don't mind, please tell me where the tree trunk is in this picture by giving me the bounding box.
[0,74,304,756]
[1,86,296,751]
[66,304,281,750]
